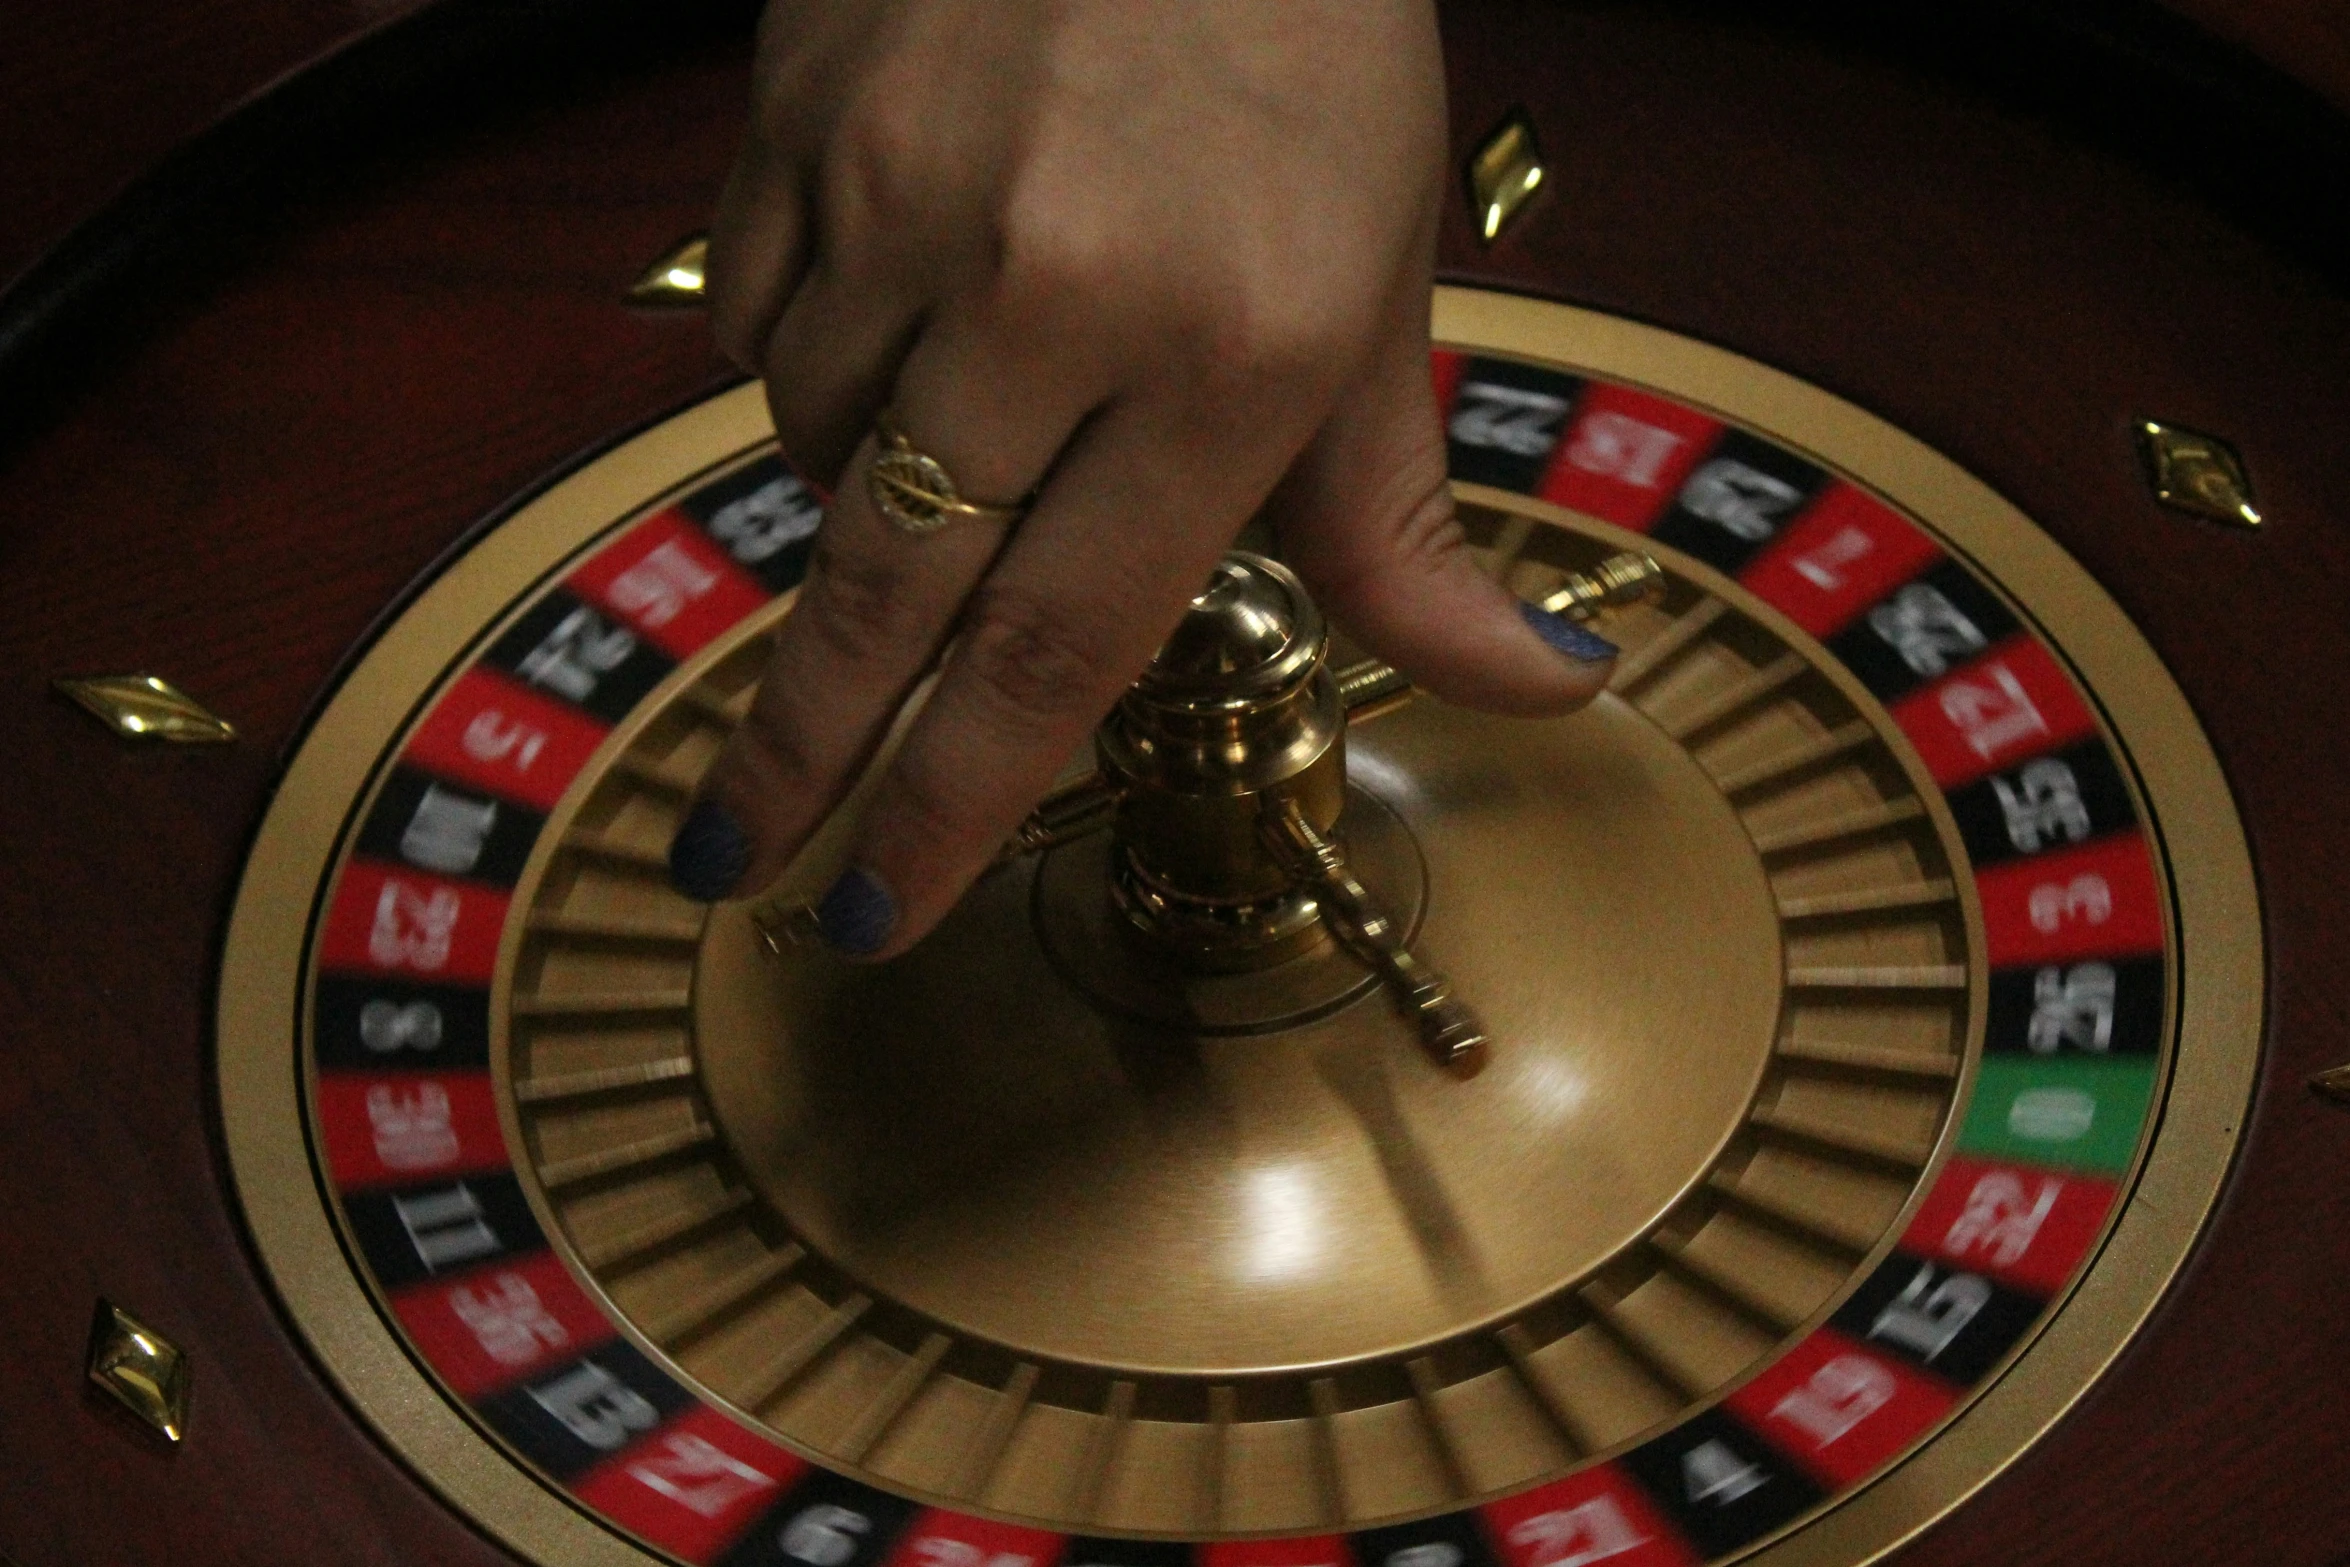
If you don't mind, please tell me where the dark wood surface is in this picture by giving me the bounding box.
[0,20,751,1567]
[0,0,429,300]
[1,3,2346,1565]
[5,0,2348,318]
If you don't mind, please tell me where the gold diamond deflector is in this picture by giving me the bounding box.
[627,233,709,304]
[2137,418,2261,527]
[1467,110,1545,243]
[86,1300,190,1442]
[54,674,236,743]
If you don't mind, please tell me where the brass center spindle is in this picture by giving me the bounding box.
[1011,551,1663,855]
[1093,552,1349,971]
[1085,551,1507,1072]
[787,551,1662,1064]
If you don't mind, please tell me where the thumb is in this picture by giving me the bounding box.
[1271,311,1617,717]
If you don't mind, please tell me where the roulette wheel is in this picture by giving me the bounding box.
[4,2,2348,1565]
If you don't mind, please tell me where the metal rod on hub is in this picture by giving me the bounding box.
[1259,797,1489,1079]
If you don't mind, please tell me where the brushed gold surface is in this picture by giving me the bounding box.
[700,688,1787,1380]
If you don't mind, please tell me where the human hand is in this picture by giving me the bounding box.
[668,0,1619,957]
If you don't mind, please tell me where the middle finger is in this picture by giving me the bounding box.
[675,300,1108,899]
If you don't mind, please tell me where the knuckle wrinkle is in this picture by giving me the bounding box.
[958,588,1116,728]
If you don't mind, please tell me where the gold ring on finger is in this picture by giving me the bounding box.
[867,412,1031,535]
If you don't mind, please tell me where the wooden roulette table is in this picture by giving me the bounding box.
[3,3,2347,1564]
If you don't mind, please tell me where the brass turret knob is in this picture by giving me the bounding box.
[1087,552,1483,1073]
[988,548,1662,1075]
[1096,553,1348,968]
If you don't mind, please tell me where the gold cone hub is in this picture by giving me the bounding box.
[494,509,1987,1530]
[698,692,1782,1378]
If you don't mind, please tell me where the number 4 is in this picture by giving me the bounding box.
[1682,1438,1767,1505]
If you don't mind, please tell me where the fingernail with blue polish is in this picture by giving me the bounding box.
[815,866,897,956]
[669,798,751,902]
[1520,600,1619,663]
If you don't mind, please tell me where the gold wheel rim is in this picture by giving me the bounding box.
[218,291,2262,1567]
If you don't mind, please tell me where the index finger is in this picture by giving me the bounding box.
[803,391,1311,959]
